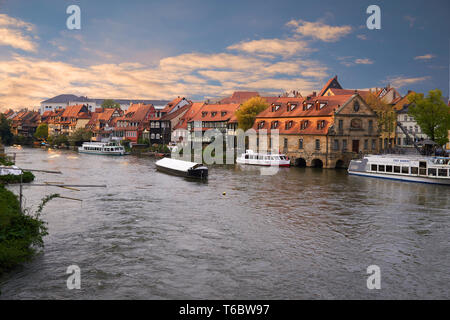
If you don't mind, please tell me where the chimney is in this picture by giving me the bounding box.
[312,91,316,97]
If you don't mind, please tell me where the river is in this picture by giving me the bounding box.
[0,146,449,299]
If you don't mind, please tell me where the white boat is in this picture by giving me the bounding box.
[0,165,22,176]
[348,154,450,185]
[236,150,290,167]
[155,157,208,179]
[78,142,127,156]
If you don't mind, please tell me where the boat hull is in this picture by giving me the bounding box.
[236,159,290,167]
[78,150,125,156]
[348,170,450,185]
[156,164,208,180]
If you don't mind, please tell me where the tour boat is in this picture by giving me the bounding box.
[78,142,127,156]
[348,154,450,185]
[155,157,208,180]
[0,165,22,176]
[236,150,291,167]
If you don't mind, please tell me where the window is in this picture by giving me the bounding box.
[394,166,401,173]
[338,120,343,130]
[151,133,155,139]
[202,112,208,117]
[438,169,448,177]
[299,138,303,149]
[372,139,376,150]
[272,105,280,112]
[284,138,288,148]
[258,121,265,129]
[371,164,377,171]
[369,120,373,131]
[386,165,393,172]
[211,112,217,117]
[271,121,279,129]
[315,139,320,150]
[319,102,327,109]
[300,120,309,130]
[428,168,437,176]
[290,104,297,111]
[342,140,347,151]
[378,165,385,172]
[317,120,326,130]
[364,139,368,150]
[333,139,339,150]
[221,111,227,117]
[285,121,293,130]
[402,167,409,174]
[411,167,418,175]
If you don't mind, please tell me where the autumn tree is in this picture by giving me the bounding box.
[101,99,121,109]
[365,93,396,138]
[235,97,269,131]
[408,89,450,147]
[34,123,48,141]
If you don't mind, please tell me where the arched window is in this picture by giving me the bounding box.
[151,133,155,139]
[156,134,160,139]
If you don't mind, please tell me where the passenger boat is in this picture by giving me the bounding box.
[348,154,450,185]
[155,157,208,179]
[236,150,290,167]
[78,142,127,156]
[0,165,22,176]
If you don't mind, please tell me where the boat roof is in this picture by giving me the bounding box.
[244,150,286,156]
[364,154,449,161]
[155,157,201,172]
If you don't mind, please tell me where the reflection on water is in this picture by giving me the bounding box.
[0,146,449,299]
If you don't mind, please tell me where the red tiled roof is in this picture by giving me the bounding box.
[189,103,240,124]
[173,102,205,130]
[318,75,342,97]
[160,104,190,121]
[161,97,186,114]
[61,104,88,118]
[219,91,260,104]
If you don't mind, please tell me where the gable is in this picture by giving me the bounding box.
[335,95,377,116]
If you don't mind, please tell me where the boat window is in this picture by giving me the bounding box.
[428,168,437,176]
[371,164,377,171]
[393,166,400,173]
[419,161,427,168]
[378,165,385,172]
[411,167,418,175]
[386,165,393,172]
[401,167,409,174]
[245,155,249,159]
[264,156,270,160]
[419,168,427,175]
[438,169,448,177]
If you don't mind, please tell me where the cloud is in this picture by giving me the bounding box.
[227,38,313,57]
[286,19,352,42]
[355,58,374,65]
[0,14,37,52]
[387,76,431,88]
[414,54,435,60]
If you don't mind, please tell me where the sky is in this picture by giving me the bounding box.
[0,0,449,110]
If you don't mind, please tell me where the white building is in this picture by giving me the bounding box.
[40,94,169,115]
[396,105,428,147]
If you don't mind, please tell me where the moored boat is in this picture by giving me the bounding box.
[348,154,450,185]
[236,150,290,167]
[155,157,208,179]
[78,142,127,156]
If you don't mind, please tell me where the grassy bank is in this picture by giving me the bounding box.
[0,185,50,276]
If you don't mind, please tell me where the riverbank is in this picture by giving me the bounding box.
[0,185,48,277]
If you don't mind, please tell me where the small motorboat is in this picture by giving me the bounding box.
[155,157,208,179]
[236,150,290,167]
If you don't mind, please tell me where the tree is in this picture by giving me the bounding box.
[235,97,269,131]
[0,114,13,145]
[365,93,396,137]
[101,99,121,109]
[408,89,450,147]
[69,128,93,146]
[34,123,48,141]
[48,134,69,146]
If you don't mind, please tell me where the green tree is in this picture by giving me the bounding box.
[69,128,93,146]
[408,89,450,147]
[101,99,121,109]
[34,123,48,141]
[235,97,269,131]
[48,134,69,146]
[0,114,13,146]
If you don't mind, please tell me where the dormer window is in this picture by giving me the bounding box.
[271,121,279,129]
[202,111,208,117]
[300,120,309,130]
[285,120,293,130]
[211,112,217,117]
[319,102,327,109]
[221,111,227,117]
[317,120,326,130]
[307,103,313,110]
[290,104,297,111]
[274,105,280,111]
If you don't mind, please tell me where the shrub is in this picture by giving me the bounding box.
[0,171,35,184]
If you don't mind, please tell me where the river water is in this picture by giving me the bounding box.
[0,146,449,299]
